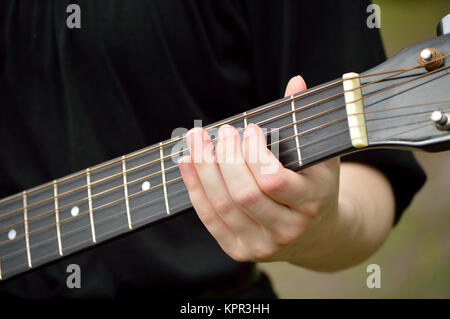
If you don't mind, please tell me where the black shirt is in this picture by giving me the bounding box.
[0,0,426,298]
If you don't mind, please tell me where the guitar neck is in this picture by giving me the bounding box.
[0,76,356,282]
[2,31,450,283]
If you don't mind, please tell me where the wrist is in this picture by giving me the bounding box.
[282,192,359,269]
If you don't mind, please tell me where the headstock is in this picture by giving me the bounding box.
[360,29,450,152]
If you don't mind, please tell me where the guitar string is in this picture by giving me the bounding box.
[0,123,353,233]
[0,69,404,208]
[0,112,442,266]
[282,119,435,171]
[0,53,447,207]
[0,102,448,246]
[0,64,449,229]
[0,60,446,221]
[0,68,413,218]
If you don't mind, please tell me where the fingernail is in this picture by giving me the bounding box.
[245,123,260,138]
[187,127,206,145]
[219,124,235,138]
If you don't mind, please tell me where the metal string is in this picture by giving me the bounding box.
[0,110,444,268]
[1,58,447,220]
[1,101,449,247]
[0,60,449,250]
[1,55,446,208]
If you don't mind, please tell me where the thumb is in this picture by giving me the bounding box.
[284,75,307,97]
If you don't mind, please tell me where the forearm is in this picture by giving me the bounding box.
[286,161,395,271]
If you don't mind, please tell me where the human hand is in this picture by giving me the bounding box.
[178,76,341,263]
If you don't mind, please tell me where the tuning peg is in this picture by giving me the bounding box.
[431,111,450,130]
[437,14,450,36]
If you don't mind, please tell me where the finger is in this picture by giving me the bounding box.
[215,125,293,231]
[186,128,262,241]
[178,155,237,252]
[284,75,307,97]
[243,123,313,209]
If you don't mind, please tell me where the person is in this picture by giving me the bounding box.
[0,0,425,298]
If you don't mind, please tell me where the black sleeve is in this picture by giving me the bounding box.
[240,0,426,224]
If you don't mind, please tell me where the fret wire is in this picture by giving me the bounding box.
[121,156,133,230]
[0,97,446,236]
[1,60,435,209]
[0,62,440,218]
[53,181,63,256]
[0,58,448,278]
[0,258,2,279]
[1,63,449,235]
[0,109,432,269]
[0,125,357,253]
[86,169,97,243]
[290,95,303,166]
[159,143,170,215]
[1,95,448,237]
[0,175,186,247]
[22,191,32,268]
[0,114,351,248]
[243,111,248,128]
[0,187,190,266]
[0,75,382,219]
[0,109,445,250]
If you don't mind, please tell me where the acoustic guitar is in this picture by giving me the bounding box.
[1,15,449,282]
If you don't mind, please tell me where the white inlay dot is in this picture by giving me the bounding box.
[141,181,151,191]
[71,206,80,217]
[8,229,16,240]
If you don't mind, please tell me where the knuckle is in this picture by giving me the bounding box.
[273,227,301,246]
[301,200,323,218]
[197,210,216,225]
[271,216,305,246]
[214,197,234,215]
[260,174,287,195]
[252,244,275,260]
[233,188,261,206]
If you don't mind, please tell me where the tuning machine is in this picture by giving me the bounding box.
[418,48,444,70]
[431,111,450,130]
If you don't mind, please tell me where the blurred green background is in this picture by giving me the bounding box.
[259,0,450,298]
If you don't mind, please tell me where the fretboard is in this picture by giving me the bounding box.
[0,77,354,282]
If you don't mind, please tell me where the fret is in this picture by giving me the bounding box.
[22,191,32,268]
[0,76,355,281]
[122,156,133,230]
[163,143,191,214]
[292,81,352,167]
[89,160,128,242]
[0,258,2,280]
[26,185,60,267]
[243,111,248,128]
[86,168,97,243]
[0,196,28,279]
[159,143,170,215]
[53,181,63,256]
[243,97,299,171]
[126,146,167,228]
[291,95,303,166]
[58,173,92,255]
